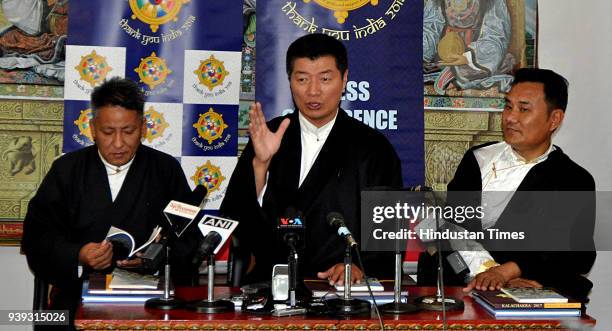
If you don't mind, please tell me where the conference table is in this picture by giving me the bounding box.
[75,286,595,330]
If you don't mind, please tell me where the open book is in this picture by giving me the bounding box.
[106,225,162,260]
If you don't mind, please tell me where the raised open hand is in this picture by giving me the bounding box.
[248,102,290,165]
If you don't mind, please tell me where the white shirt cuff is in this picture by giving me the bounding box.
[457,250,497,279]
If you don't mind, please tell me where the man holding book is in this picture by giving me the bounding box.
[21,77,195,330]
[418,68,597,302]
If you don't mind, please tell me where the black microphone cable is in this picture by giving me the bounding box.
[354,248,384,331]
[326,211,383,328]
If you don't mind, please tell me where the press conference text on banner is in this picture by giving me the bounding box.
[342,80,397,130]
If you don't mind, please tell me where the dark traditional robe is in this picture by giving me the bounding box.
[417,142,597,302]
[221,110,402,284]
[21,145,193,327]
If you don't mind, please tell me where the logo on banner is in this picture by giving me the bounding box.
[144,106,170,143]
[304,0,378,23]
[128,0,189,33]
[72,109,94,146]
[281,1,405,40]
[194,55,229,91]
[191,160,226,195]
[134,52,172,91]
[74,50,113,88]
[192,107,230,149]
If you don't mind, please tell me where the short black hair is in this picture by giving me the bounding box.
[511,68,569,112]
[90,77,145,117]
[286,33,348,78]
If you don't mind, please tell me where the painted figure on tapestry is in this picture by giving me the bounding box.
[423,0,515,94]
[0,0,67,84]
[2,135,36,176]
[243,0,256,48]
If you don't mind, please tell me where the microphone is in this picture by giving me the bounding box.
[445,251,470,282]
[275,207,307,312]
[141,185,208,269]
[327,212,357,247]
[189,185,208,209]
[196,215,239,256]
[190,215,239,313]
[278,207,305,250]
[161,185,208,239]
[192,231,222,265]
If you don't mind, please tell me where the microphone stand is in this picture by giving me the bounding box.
[188,252,234,313]
[146,192,208,310]
[145,235,183,310]
[414,190,463,312]
[287,237,299,308]
[272,236,307,316]
[380,253,420,314]
[325,245,371,315]
[380,206,420,314]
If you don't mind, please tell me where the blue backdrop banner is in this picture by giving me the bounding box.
[256,0,424,185]
[62,0,243,213]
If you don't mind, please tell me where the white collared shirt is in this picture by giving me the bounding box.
[78,151,135,277]
[475,141,555,229]
[98,150,135,202]
[257,110,338,205]
[298,110,337,187]
[456,141,555,279]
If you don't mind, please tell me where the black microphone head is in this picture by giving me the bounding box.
[278,207,305,249]
[284,206,297,219]
[283,232,299,244]
[188,185,208,210]
[326,212,344,227]
[193,231,223,264]
[208,231,222,247]
[191,185,207,202]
